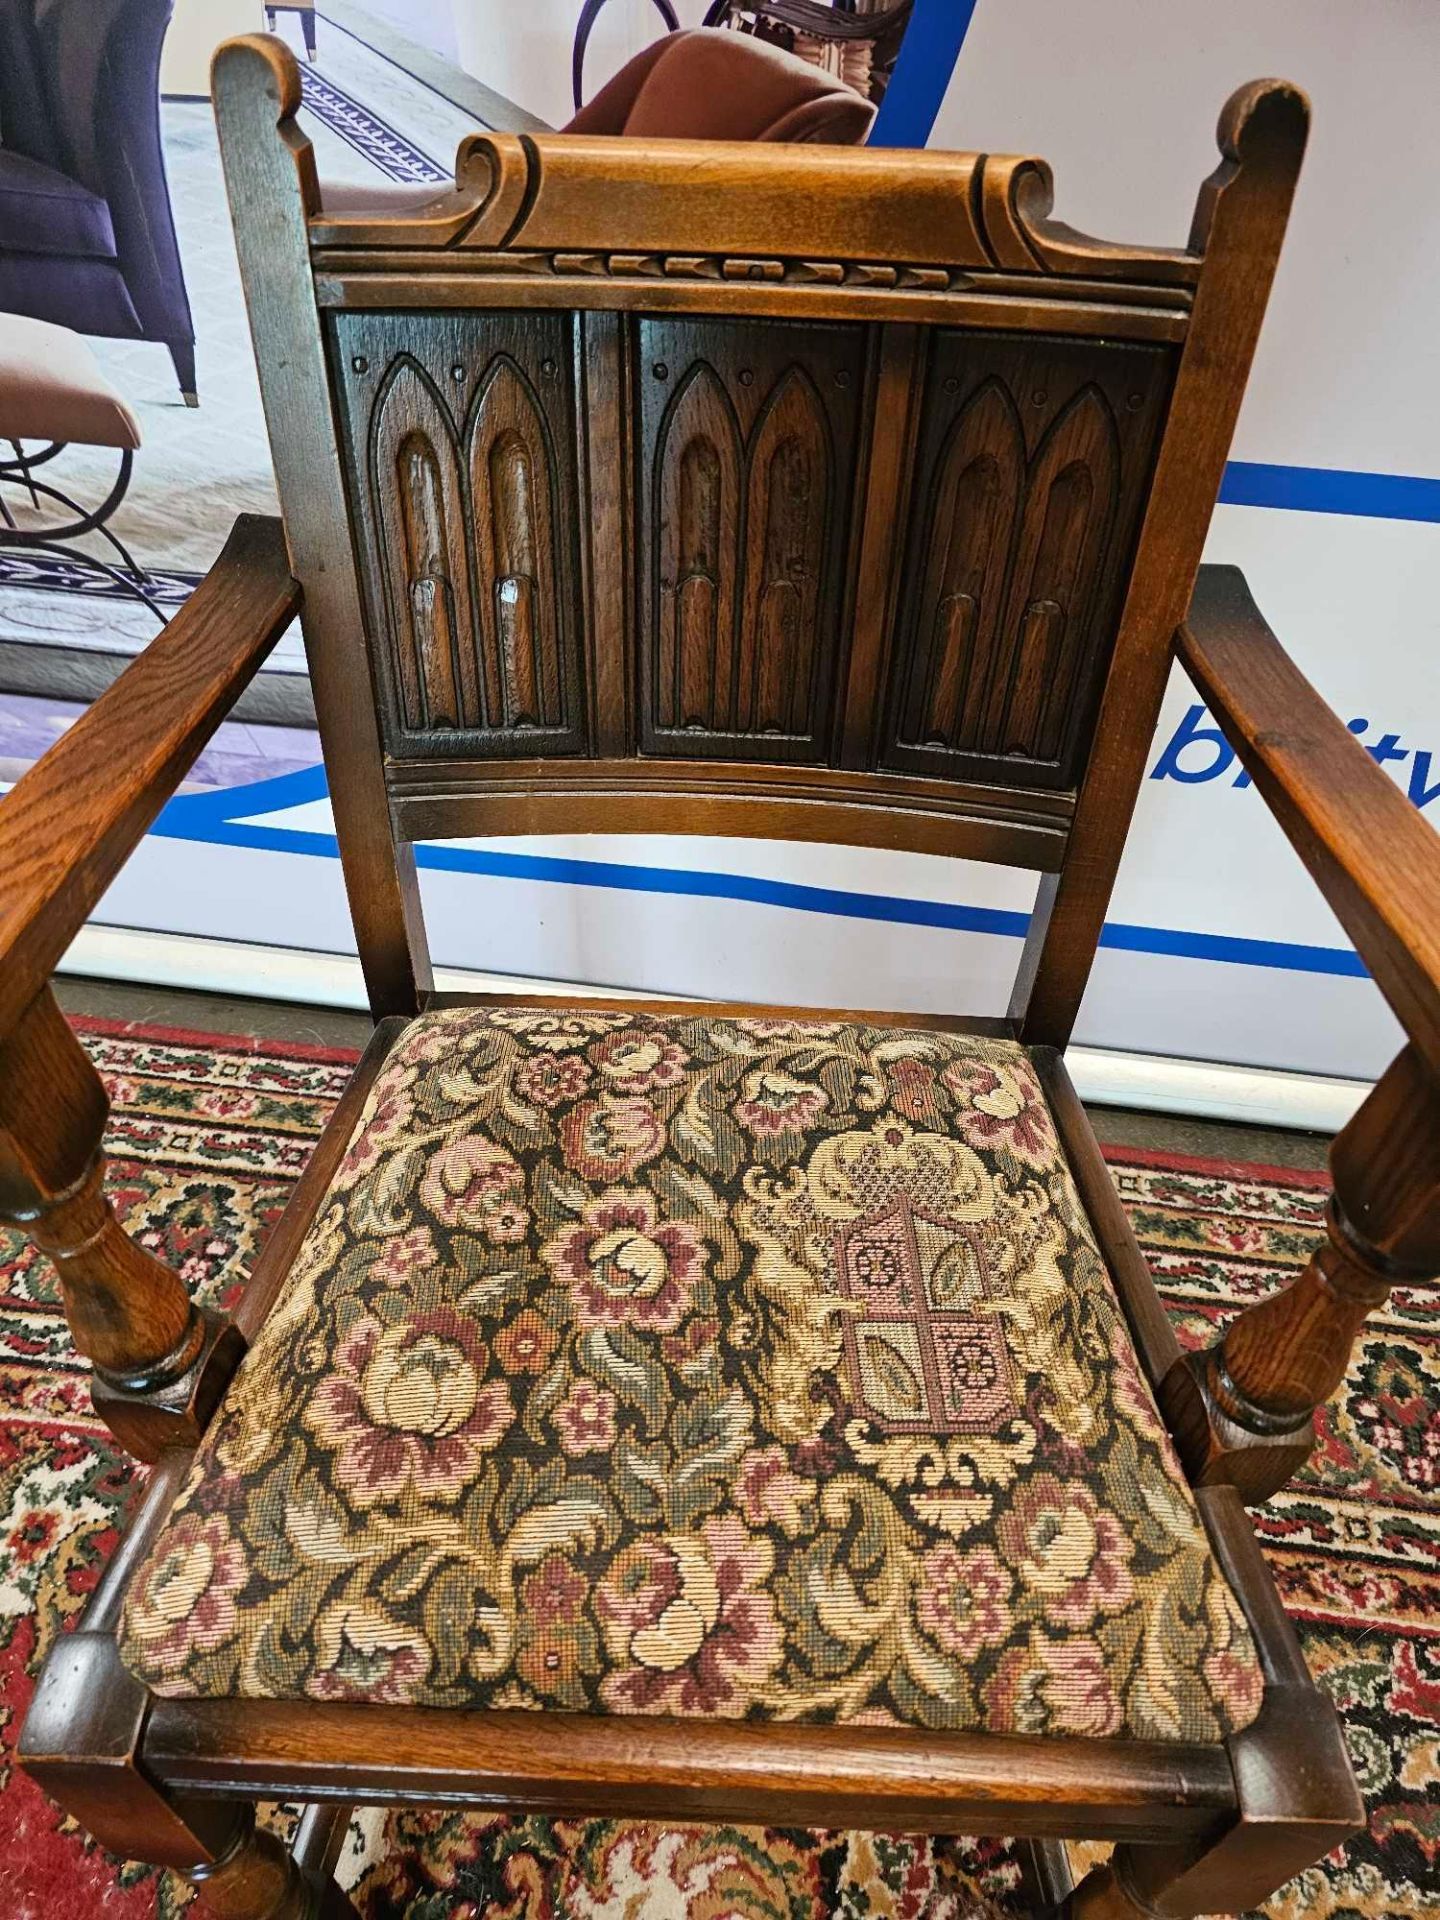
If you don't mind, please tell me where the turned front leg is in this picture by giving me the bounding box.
[21,1631,357,1918]
[0,987,242,1459]
[1065,1689,1361,1917]
[1165,1043,1440,1503]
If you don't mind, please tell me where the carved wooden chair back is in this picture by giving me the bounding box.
[213,38,1306,1041]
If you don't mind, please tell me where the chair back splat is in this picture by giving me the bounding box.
[213,38,1306,1040]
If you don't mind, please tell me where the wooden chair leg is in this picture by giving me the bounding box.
[19,1631,358,1919]
[1065,1688,1362,1918]
[1164,1043,1440,1503]
[0,987,245,1460]
[1018,1837,1079,1914]
[183,1805,329,1919]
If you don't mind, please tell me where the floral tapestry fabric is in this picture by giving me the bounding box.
[119,1008,1262,1743]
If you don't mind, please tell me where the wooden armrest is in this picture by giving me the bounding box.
[1169,567,1440,1505]
[0,514,299,1042]
[1178,563,1440,1079]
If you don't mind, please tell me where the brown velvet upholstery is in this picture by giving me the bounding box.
[564,27,875,142]
[0,313,141,449]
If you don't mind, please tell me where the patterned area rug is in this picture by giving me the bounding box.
[0,1019,1434,1918]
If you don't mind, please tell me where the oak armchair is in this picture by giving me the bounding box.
[6,35,1436,1919]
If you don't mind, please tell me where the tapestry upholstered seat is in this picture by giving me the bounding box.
[120,1007,1262,1746]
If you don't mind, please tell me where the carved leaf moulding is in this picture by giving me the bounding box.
[309,245,1195,313]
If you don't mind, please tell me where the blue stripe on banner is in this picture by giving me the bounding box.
[159,762,332,828]
[1220,461,1440,524]
[871,0,982,147]
[149,802,1368,983]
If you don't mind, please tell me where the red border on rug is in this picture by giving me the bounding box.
[1097,1140,1332,1189]
[68,1012,362,1066]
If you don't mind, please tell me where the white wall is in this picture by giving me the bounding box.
[928,0,1440,475]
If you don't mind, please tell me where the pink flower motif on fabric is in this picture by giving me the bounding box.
[915,1545,1014,1659]
[733,1070,828,1137]
[555,1379,619,1455]
[983,1635,1123,1738]
[997,1475,1136,1629]
[561,1097,664,1181]
[335,1070,416,1186]
[124,1511,246,1677]
[369,1226,439,1288]
[545,1188,704,1334]
[419,1135,530,1243]
[737,1446,813,1538]
[306,1603,434,1704]
[305,1309,514,1508]
[514,1051,593,1110]
[597,1516,781,1716]
[941,1058,1055,1167]
[590,1029,689,1094]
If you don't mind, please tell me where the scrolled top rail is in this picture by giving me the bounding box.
[211,34,1298,293]
[304,135,1204,283]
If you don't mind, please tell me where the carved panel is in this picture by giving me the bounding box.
[882,334,1172,790]
[331,311,586,758]
[636,318,863,761]
[653,363,741,738]
[371,357,479,733]
[468,355,568,732]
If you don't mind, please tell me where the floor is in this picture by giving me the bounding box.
[54,975,1334,1173]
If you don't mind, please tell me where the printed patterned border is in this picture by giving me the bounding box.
[70,1012,362,1066]
[0,551,200,605]
[300,67,448,184]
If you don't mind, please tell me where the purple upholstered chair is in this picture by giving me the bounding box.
[0,0,198,403]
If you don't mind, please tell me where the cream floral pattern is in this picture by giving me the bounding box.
[120,1009,1262,1742]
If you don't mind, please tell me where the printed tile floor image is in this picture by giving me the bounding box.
[0,7,481,673]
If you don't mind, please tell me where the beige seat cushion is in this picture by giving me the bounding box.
[0,312,141,450]
[121,1007,1262,1745]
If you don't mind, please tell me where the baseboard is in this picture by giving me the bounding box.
[57,924,1370,1132]
[57,923,648,1016]
[1064,1044,1365,1134]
